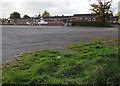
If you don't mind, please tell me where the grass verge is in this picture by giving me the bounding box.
[2,39,120,85]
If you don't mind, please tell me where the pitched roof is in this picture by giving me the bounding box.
[73,14,96,18]
[42,16,72,19]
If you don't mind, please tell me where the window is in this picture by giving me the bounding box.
[80,18,82,20]
[113,18,116,23]
[92,18,96,21]
[113,18,116,21]
[88,18,91,21]
[8,20,10,23]
[76,18,79,20]
[50,19,53,21]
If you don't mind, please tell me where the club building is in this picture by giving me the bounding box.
[2,14,118,26]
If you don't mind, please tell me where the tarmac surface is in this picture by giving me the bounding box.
[2,25,118,62]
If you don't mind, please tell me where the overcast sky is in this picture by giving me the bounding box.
[0,0,120,18]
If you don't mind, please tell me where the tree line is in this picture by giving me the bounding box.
[10,11,50,19]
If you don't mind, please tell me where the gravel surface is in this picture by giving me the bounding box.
[2,25,118,62]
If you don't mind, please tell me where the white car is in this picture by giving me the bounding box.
[38,21,48,24]
[26,22,31,24]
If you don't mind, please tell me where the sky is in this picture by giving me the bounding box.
[0,0,120,18]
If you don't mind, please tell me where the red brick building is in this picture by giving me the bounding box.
[2,14,118,26]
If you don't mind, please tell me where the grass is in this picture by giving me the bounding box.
[2,39,120,85]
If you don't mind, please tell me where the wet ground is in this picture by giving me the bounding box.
[2,25,118,62]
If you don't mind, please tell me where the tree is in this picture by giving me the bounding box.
[38,14,41,18]
[23,15,31,19]
[10,12,21,19]
[41,11,50,17]
[115,12,120,17]
[115,12,120,24]
[90,0,113,25]
[37,12,41,18]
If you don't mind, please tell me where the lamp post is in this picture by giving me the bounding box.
[32,15,35,25]
[32,16,34,26]
[118,1,120,13]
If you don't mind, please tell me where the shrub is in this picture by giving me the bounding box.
[71,21,111,27]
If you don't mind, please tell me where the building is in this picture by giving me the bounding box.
[71,14,97,22]
[2,14,118,26]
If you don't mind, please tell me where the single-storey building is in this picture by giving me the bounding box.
[2,14,118,26]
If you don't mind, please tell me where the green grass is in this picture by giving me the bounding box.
[2,39,120,85]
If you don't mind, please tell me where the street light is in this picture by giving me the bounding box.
[32,15,35,25]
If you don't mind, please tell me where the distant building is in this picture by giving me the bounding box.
[2,14,118,26]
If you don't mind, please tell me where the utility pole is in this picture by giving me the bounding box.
[118,1,120,13]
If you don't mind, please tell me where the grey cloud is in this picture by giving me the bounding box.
[0,2,14,18]
[20,2,71,16]
[0,0,119,18]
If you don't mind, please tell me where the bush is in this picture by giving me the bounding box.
[71,21,111,27]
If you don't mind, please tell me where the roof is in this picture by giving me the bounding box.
[42,16,72,19]
[74,14,96,16]
[9,18,32,20]
[5,14,117,20]
[73,14,96,18]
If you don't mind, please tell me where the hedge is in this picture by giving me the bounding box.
[71,22,111,27]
